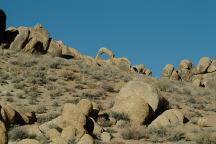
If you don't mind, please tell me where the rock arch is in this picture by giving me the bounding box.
[95,47,115,65]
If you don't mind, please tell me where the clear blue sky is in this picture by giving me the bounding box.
[1,0,216,76]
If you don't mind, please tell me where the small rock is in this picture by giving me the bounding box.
[77,134,94,144]
[101,132,112,142]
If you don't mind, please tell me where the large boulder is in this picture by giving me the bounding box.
[197,57,211,74]
[162,64,174,77]
[47,39,62,57]
[112,81,165,125]
[149,109,185,128]
[9,27,30,50]
[179,59,192,70]
[78,99,93,116]
[207,58,216,73]
[23,24,50,54]
[61,103,86,138]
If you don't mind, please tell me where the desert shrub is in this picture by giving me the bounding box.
[195,133,216,144]
[110,111,130,121]
[147,126,185,142]
[6,97,14,102]
[0,71,10,81]
[52,101,60,107]
[16,92,26,99]
[101,84,115,93]
[13,82,25,89]
[8,127,36,140]
[48,59,62,69]
[121,127,147,140]
[27,70,47,85]
[154,78,176,92]
[47,75,58,81]
[10,54,39,67]
[81,89,105,100]
[36,105,47,114]
[50,89,63,98]
[37,113,60,124]
[61,71,76,81]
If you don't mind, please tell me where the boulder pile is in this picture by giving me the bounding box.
[37,99,112,144]
[0,105,36,144]
[112,80,187,128]
[161,57,216,87]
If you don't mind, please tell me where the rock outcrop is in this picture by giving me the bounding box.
[0,104,36,144]
[161,57,216,88]
[38,99,110,143]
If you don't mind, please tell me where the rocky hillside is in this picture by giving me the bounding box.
[0,10,216,144]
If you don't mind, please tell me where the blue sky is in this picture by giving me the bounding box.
[1,0,216,76]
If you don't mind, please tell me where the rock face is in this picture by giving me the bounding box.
[162,64,174,77]
[112,81,166,125]
[149,109,185,128]
[197,57,211,74]
[9,25,49,54]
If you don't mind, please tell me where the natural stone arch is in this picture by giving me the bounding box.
[95,47,115,66]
